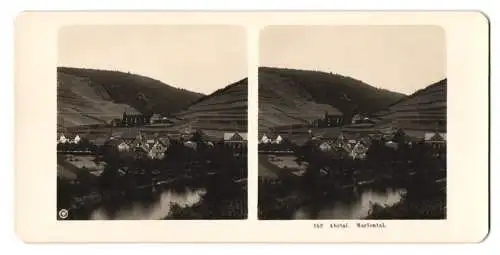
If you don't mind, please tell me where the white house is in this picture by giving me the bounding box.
[73,134,81,144]
[117,141,130,152]
[260,134,270,144]
[275,135,283,144]
[58,134,68,144]
[318,141,333,152]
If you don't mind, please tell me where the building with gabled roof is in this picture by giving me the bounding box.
[424,131,446,149]
[58,134,68,144]
[223,131,248,152]
[57,133,85,146]
[274,135,283,144]
[424,132,446,142]
[224,131,247,142]
[260,134,270,144]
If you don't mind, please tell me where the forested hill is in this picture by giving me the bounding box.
[57,67,204,127]
[258,67,406,129]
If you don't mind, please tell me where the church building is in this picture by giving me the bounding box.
[120,112,152,127]
[312,111,344,128]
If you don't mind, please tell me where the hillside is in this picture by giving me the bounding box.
[57,67,204,127]
[259,70,342,129]
[58,72,141,127]
[258,67,406,130]
[174,78,248,133]
[373,78,447,132]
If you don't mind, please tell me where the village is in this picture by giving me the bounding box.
[257,112,447,220]
[57,112,248,220]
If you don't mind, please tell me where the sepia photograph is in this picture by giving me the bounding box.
[56,25,248,220]
[15,11,488,243]
[258,26,447,220]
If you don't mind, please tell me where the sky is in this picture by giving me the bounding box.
[260,25,446,95]
[58,25,247,95]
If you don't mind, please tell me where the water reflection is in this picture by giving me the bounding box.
[90,188,207,220]
[293,188,406,219]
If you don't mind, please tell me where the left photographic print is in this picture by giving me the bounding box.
[56,25,248,220]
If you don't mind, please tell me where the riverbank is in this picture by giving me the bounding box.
[258,156,446,220]
[57,151,248,220]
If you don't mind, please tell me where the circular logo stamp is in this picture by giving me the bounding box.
[58,209,69,219]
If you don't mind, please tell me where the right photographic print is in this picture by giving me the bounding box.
[258,26,447,220]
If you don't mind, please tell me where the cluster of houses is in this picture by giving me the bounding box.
[308,132,372,160]
[57,133,98,153]
[259,134,285,145]
[259,127,447,160]
[104,131,171,160]
[57,127,249,160]
[106,129,248,159]
[57,134,81,144]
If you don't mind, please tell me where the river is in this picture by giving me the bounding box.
[59,168,248,220]
[89,188,208,220]
[292,187,407,219]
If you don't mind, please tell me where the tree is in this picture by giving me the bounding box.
[366,140,385,161]
[191,129,206,144]
[393,128,408,145]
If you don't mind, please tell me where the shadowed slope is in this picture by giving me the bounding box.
[57,67,205,127]
[258,67,406,130]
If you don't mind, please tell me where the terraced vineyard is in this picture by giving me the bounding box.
[175,78,248,132]
[373,79,447,132]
